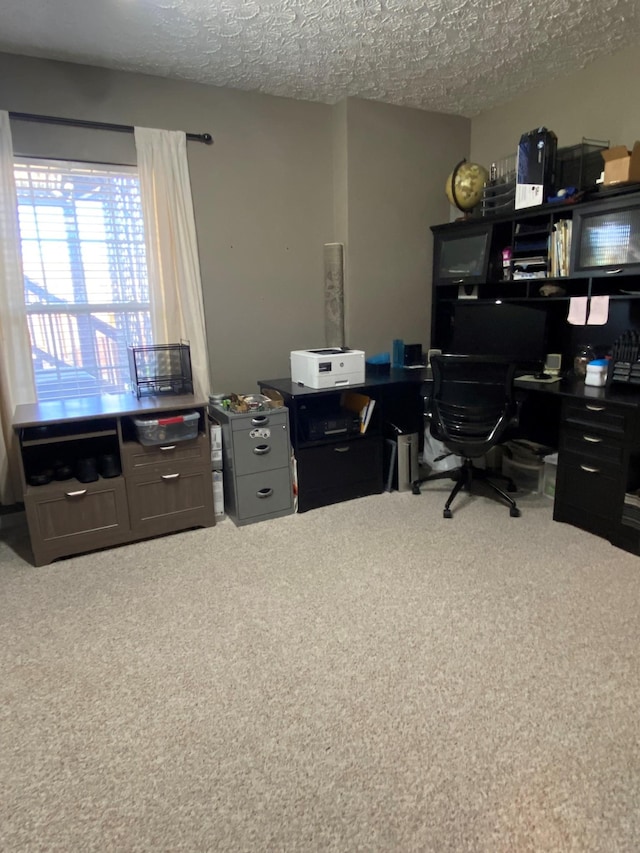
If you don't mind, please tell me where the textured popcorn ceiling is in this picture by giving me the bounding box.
[1,0,639,116]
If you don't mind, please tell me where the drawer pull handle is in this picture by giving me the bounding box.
[580,465,600,474]
[605,268,623,274]
[161,473,180,480]
[160,445,177,451]
[253,444,271,456]
[582,435,603,443]
[334,446,350,453]
[65,489,88,497]
[585,405,605,412]
[257,488,273,498]
[251,416,268,426]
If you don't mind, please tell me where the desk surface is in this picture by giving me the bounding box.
[514,375,640,408]
[258,369,428,398]
[260,370,640,408]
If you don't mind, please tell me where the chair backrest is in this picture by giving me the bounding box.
[429,354,518,459]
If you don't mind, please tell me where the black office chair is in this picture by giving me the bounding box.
[412,354,521,518]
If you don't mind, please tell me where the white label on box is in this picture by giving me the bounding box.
[515,183,543,210]
[212,470,225,517]
[210,423,222,466]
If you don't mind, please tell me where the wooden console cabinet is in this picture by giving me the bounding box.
[13,393,215,566]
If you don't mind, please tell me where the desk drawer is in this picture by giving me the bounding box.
[560,428,624,467]
[555,458,623,520]
[562,399,629,436]
[296,436,383,511]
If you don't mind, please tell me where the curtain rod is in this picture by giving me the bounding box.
[8,111,214,145]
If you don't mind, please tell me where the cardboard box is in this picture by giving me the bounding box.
[602,141,640,185]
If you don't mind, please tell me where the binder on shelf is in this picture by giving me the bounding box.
[341,391,376,434]
[361,398,376,434]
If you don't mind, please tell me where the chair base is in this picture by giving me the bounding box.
[412,459,520,518]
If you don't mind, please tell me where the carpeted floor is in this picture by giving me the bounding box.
[1,485,639,852]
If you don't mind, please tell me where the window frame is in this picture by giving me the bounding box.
[14,156,152,401]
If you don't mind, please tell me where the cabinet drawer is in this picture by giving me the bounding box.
[562,399,629,436]
[230,411,288,432]
[297,437,383,511]
[555,458,623,520]
[231,421,290,476]
[235,466,293,520]
[122,433,208,473]
[127,464,215,535]
[560,428,624,467]
[24,477,129,564]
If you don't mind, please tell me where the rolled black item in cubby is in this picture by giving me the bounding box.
[127,341,193,398]
[99,454,122,478]
[75,457,99,483]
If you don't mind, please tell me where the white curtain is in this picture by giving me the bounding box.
[134,127,211,397]
[0,111,36,505]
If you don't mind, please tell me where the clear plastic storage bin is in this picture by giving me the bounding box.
[133,411,199,446]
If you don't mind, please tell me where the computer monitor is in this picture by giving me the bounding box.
[437,230,491,282]
[449,302,548,370]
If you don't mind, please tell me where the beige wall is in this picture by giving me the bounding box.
[0,52,469,392]
[471,44,640,169]
[343,99,468,357]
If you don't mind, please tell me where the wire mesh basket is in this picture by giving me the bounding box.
[556,138,609,192]
[127,341,193,398]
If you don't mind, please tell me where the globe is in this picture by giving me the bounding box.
[445,160,489,216]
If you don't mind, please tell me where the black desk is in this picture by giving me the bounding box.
[259,371,640,556]
[258,371,426,512]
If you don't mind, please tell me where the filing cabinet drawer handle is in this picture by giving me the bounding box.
[257,488,273,498]
[605,268,623,274]
[65,489,88,497]
[580,465,600,474]
[582,434,603,443]
[160,445,177,451]
[585,405,605,412]
[161,472,180,480]
[253,444,271,456]
[251,416,268,426]
[334,446,350,453]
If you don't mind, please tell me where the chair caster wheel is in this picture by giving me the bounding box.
[443,508,453,518]
[412,483,421,495]
[510,507,520,517]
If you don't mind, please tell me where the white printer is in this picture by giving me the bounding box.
[290,348,365,389]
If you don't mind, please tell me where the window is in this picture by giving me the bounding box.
[14,158,152,401]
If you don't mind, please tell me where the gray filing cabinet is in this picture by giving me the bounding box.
[210,404,294,525]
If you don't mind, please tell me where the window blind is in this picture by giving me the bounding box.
[14,158,152,401]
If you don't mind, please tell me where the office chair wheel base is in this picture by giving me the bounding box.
[443,508,453,519]
[510,506,521,517]
[506,480,517,492]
